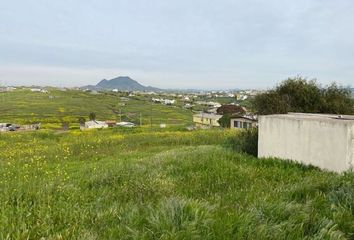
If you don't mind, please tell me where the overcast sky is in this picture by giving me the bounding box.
[1,0,353,89]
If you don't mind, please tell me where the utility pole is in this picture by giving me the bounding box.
[140,113,142,126]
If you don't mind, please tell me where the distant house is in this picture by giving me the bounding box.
[82,120,108,130]
[193,113,222,128]
[0,123,17,132]
[105,120,117,127]
[183,96,190,101]
[19,123,41,131]
[116,122,135,127]
[184,103,193,109]
[30,88,48,93]
[195,101,221,108]
[0,123,39,132]
[120,97,129,101]
[230,116,257,129]
[152,98,175,105]
[163,99,175,105]
[31,88,42,92]
[206,107,218,114]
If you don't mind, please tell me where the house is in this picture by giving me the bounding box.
[0,123,17,132]
[105,120,117,127]
[120,97,129,101]
[195,101,221,108]
[163,99,175,105]
[152,98,175,105]
[184,103,193,109]
[152,98,162,103]
[206,107,218,114]
[230,115,257,129]
[30,88,41,92]
[19,123,41,131]
[258,113,354,172]
[0,123,39,132]
[82,120,108,129]
[116,122,135,127]
[30,88,48,93]
[193,113,222,128]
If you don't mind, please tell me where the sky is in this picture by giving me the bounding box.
[0,0,353,89]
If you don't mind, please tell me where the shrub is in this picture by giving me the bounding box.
[217,104,246,115]
[253,77,354,115]
[226,128,258,156]
[218,114,231,128]
[89,112,96,121]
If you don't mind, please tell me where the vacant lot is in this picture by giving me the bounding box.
[0,128,353,239]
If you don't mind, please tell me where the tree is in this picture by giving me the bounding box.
[253,77,354,115]
[89,112,96,121]
[217,104,246,115]
[253,90,289,115]
[320,83,353,114]
[78,117,86,125]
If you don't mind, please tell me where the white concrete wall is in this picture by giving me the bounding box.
[258,115,354,172]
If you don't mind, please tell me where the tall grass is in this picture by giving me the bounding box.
[0,128,353,239]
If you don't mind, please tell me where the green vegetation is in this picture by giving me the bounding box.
[218,114,231,128]
[0,128,353,239]
[0,89,193,128]
[225,128,259,156]
[253,77,354,115]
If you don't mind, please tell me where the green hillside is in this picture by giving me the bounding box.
[0,89,192,128]
[0,128,353,239]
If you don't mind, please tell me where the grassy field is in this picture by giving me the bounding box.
[0,89,193,128]
[0,128,353,239]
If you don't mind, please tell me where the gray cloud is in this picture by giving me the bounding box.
[0,0,353,89]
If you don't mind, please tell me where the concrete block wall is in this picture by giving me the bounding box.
[258,113,354,172]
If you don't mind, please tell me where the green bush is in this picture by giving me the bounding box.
[226,128,258,156]
[218,114,231,128]
[253,77,354,115]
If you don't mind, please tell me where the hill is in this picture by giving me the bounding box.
[1,128,353,239]
[82,76,160,91]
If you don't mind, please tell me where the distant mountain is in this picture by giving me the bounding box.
[82,76,160,91]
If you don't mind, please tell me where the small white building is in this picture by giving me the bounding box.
[258,113,354,172]
[83,120,108,129]
[30,88,41,92]
[163,99,175,105]
[30,88,48,93]
[193,113,222,128]
[116,122,135,127]
[230,116,257,129]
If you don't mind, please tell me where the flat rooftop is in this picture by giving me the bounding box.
[261,112,354,124]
